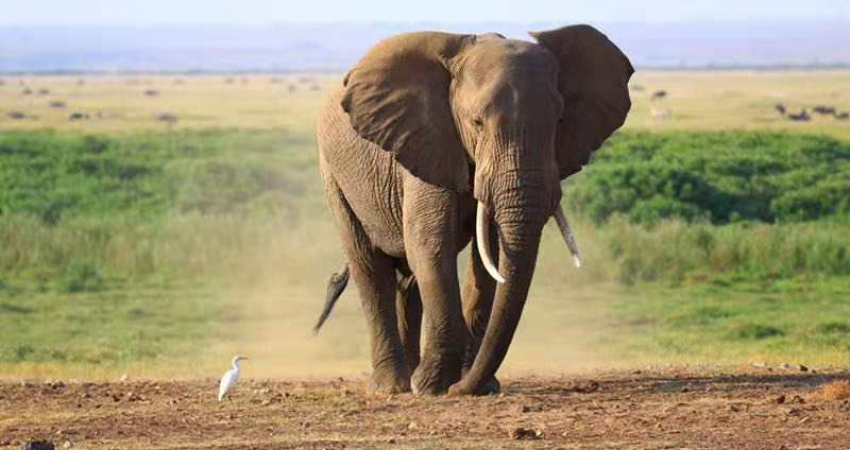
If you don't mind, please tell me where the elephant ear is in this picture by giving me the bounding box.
[341,32,474,192]
[530,25,634,179]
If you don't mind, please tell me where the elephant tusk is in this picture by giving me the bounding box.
[476,202,505,284]
[553,205,583,268]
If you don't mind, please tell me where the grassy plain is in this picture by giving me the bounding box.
[1,72,849,380]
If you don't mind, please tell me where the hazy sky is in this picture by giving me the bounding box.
[2,0,848,25]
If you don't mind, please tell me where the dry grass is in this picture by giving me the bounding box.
[1,71,849,140]
[816,379,850,401]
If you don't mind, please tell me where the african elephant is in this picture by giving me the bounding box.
[316,24,633,395]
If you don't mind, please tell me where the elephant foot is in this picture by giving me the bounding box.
[447,376,500,396]
[482,376,501,395]
[370,368,411,394]
[411,355,461,396]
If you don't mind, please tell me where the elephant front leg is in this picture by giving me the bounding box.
[403,179,465,395]
[460,225,501,395]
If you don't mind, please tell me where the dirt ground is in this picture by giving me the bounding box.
[2,367,849,450]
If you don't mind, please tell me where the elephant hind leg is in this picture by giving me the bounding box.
[322,172,410,394]
[396,274,422,375]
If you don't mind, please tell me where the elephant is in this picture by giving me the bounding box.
[316,24,633,395]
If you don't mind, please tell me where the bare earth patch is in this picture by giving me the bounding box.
[2,367,850,450]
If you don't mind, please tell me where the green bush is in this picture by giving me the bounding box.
[568,132,850,225]
[52,260,105,293]
[730,323,785,340]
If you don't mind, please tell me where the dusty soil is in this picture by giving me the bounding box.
[2,367,850,450]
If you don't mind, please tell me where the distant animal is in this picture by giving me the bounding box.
[651,107,672,120]
[812,105,836,115]
[38,88,50,95]
[218,355,247,401]
[69,112,89,121]
[836,112,850,120]
[143,89,160,97]
[49,101,67,108]
[21,88,33,95]
[788,110,811,122]
[651,90,667,100]
[7,111,26,120]
[156,112,179,124]
[76,79,86,86]
[288,85,297,93]
[0,79,5,86]
[774,104,787,115]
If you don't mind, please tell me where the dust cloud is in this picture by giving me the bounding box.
[218,219,626,380]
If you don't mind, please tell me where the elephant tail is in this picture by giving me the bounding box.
[313,263,350,334]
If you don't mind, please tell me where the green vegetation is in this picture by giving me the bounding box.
[1,127,849,375]
[0,129,322,224]
[569,132,850,225]
[608,278,850,365]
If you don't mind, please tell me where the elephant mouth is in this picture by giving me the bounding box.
[475,201,582,284]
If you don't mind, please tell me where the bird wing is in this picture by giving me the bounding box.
[218,369,239,401]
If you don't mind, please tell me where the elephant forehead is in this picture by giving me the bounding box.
[460,41,559,90]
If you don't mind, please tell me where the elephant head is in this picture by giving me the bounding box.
[341,25,633,394]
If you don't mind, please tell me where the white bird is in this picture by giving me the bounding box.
[218,355,247,401]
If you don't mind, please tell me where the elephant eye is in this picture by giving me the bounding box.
[472,118,484,129]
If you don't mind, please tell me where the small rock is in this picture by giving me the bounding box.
[23,441,55,450]
[790,395,805,404]
[574,380,600,393]
[119,374,129,382]
[780,363,791,370]
[407,421,418,430]
[775,394,786,404]
[62,440,72,449]
[798,364,809,372]
[730,404,742,412]
[508,427,541,440]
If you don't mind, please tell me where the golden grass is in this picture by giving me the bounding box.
[1,71,849,140]
[816,380,850,401]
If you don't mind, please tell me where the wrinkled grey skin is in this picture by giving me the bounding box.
[316,25,633,395]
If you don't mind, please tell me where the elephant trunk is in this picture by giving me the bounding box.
[454,182,547,395]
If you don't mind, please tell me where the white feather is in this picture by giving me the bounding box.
[218,355,246,401]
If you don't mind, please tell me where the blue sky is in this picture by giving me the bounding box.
[2,0,848,25]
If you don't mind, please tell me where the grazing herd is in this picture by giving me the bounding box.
[1,76,322,124]
[775,102,849,122]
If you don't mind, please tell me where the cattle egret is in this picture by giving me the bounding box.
[218,355,247,401]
